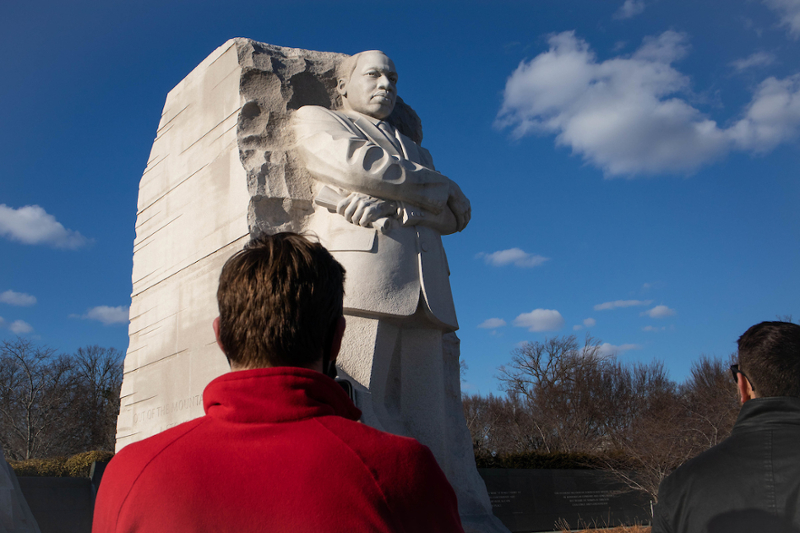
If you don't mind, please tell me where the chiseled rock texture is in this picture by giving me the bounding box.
[120,39,342,450]
[120,39,508,533]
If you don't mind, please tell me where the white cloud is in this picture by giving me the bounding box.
[594,299,652,311]
[0,316,34,334]
[477,248,549,268]
[496,31,800,176]
[572,318,596,331]
[729,75,800,152]
[642,305,676,318]
[513,309,564,332]
[614,0,645,19]
[0,205,89,249]
[763,0,800,38]
[478,318,507,329]
[83,306,130,325]
[731,52,777,71]
[0,290,36,307]
[8,320,33,334]
[642,325,666,332]
[597,342,642,357]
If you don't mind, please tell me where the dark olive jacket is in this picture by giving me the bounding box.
[653,397,800,533]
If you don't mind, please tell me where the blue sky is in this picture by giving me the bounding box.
[2,0,799,395]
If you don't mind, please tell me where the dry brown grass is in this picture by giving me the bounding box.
[561,526,650,533]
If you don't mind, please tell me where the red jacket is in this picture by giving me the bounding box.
[93,367,464,533]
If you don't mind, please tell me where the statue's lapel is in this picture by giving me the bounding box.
[397,133,421,164]
[348,114,403,158]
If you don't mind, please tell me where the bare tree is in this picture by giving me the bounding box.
[463,393,540,457]
[606,355,739,500]
[463,393,502,456]
[68,346,123,452]
[497,335,619,453]
[491,335,738,501]
[603,361,685,500]
[681,354,739,450]
[0,339,124,459]
[0,338,78,460]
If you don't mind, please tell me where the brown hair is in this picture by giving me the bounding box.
[738,321,800,397]
[216,233,345,369]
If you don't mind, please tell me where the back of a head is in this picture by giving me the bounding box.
[738,321,800,398]
[216,232,345,369]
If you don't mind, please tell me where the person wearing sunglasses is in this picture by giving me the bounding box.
[653,321,800,533]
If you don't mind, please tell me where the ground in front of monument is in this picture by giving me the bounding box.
[562,527,649,533]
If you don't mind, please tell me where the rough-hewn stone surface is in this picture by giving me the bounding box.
[119,39,345,450]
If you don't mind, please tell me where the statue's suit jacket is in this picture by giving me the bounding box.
[292,105,458,331]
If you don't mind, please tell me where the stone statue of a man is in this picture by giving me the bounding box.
[293,50,469,440]
[293,51,506,532]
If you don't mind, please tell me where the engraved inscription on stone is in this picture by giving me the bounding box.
[488,490,524,506]
[554,490,617,508]
[131,395,203,425]
[479,469,651,532]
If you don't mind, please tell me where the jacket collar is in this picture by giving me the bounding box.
[203,367,362,424]
[733,396,800,431]
[341,110,405,158]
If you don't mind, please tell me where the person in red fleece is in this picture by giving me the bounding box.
[93,232,464,533]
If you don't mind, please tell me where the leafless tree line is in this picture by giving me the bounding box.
[0,338,123,460]
[463,335,740,500]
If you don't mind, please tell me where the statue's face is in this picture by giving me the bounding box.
[339,52,397,120]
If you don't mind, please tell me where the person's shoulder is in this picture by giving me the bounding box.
[94,417,209,531]
[336,423,462,531]
[102,417,208,488]
[682,435,740,473]
[317,415,423,455]
[316,417,440,479]
[315,417,457,505]
[657,435,741,509]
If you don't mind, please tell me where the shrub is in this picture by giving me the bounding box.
[9,457,69,477]
[65,450,114,477]
[8,450,113,477]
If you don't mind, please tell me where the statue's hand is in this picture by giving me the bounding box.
[447,181,471,232]
[337,192,397,228]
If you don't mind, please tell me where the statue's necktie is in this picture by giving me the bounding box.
[377,121,402,153]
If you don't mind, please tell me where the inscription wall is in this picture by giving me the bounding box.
[478,469,651,532]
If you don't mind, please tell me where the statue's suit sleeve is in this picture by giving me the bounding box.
[292,106,450,214]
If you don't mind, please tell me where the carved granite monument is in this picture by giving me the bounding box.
[119,39,508,532]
